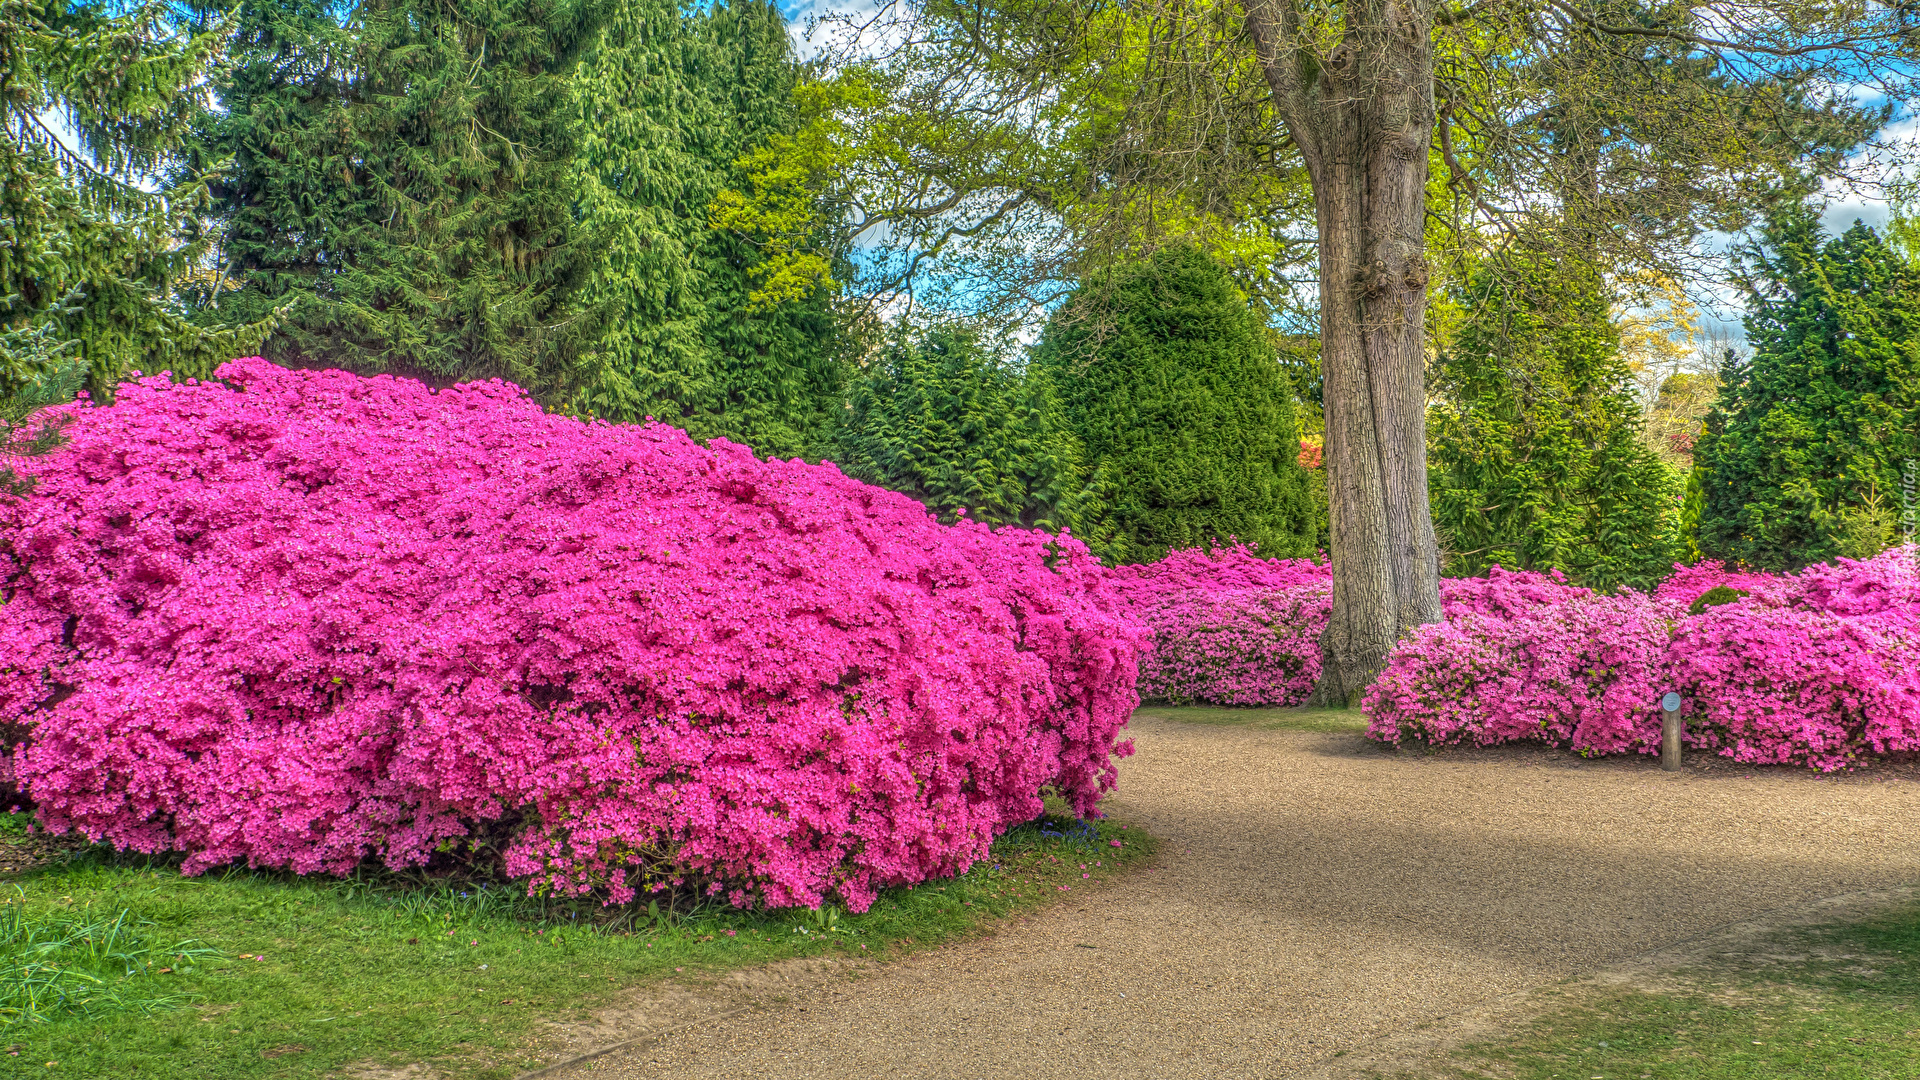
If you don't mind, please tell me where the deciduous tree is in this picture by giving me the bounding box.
[725,0,1914,701]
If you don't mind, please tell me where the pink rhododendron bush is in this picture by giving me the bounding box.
[1363,591,1676,755]
[1665,552,1920,769]
[0,360,1144,910]
[1366,548,1920,770]
[1652,560,1780,606]
[1107,546,1329,705]
[1116,543,1918,769]
[1109,547,1590,707]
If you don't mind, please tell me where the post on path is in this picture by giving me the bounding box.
[1660,692,1683,772]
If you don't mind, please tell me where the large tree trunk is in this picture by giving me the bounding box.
[1249,0,1443,706]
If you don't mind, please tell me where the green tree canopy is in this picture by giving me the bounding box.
[562,0,844,459]
[3,0,270,403]
[1695,205,1920,569]
[835,325,1106,545]
[1034,245,1315,565]
[196,0,597,393]
[719,0,1912,701]
[1429,243,1681,591]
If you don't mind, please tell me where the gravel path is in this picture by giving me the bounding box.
[550,712,1920,1079]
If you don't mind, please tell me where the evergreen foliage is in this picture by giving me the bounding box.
[1034,246,1316,565]
[1695,206,1920,569]
[2,0,270,403]
[835,326,1106,543]
[0,355,80,497]
[563,0,843,459]
[1428,246,1681,591]
[197,0,596,392]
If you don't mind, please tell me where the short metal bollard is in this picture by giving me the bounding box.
[1660,691,1683,771]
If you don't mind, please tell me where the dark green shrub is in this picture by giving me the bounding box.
[1429,245,1681,591]
[1033,247,1315,565]
[835,326,1106,543]
[1687,585,1749,616]
[1695,205,1920,570]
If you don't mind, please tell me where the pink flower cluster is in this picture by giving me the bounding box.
[1366,548,1920,770]
[0,360,1145,910]
[1651,561,1779,606]
[1108,547,1588,707]
[1363,591,1674,755]
[1667,551,1920,768]
[1113,543,1916,770]
[1106,544,1329,596]
[1107,546,1330,705]
[1123,585,1331,705]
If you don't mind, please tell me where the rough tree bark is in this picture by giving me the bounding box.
[1247,0,1444,706]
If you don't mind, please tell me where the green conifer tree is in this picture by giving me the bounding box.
[1428,246,1681,591]
[1695,205,1920,569]
[1034,246,1316,565]
[199,0,596,392]
[3,0,270,404]
[836,326,1107,544]
[563,0,843,458]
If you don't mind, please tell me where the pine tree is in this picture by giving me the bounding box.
[199,0,597,392]
[1428,246,1681,591]
[1033,246,1316,565]
[836,326,1107,543]
[2,0,270,404]
[1695,205,1920,569]
[563,0,843,458]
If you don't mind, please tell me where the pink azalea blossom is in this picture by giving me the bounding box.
[0,361,1145,911]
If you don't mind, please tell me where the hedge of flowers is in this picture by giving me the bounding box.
[1106,546,1329,705]
[1366,549,1920,770]
[1108,546,1588,706]
[1114,542,1917,771]
[1664,553,1920,769]
[0,360,1145,911]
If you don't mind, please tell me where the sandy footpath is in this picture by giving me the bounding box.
[541,713,1920,1080]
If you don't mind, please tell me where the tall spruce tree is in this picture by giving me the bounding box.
[1695,206,1920,570]
[836,325,1107,543]
[1428,245,1681,591]
[198,0,596,392]
[1034,246,1316,565]
[563,0,842,458]
[3,1,270,404]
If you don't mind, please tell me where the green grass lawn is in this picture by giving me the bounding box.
[1434,899,1920,1080]
[0,811,1154,1079]
[1133,703,1370,733]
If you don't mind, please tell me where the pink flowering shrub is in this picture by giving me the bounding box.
[1129,584,1330,705]
[1111,548,1592,707]
[1652,561,1779,608]
[1368,547,1920,770]
[1439,565,1591,619]
[1666,548,1920,769]
[1106,543,1329,600]
[1364,592,1674,755]
[0,361,1144,911]
[1107,546,1328,705]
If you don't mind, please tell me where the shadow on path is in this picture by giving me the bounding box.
[538,711,1920,1080]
